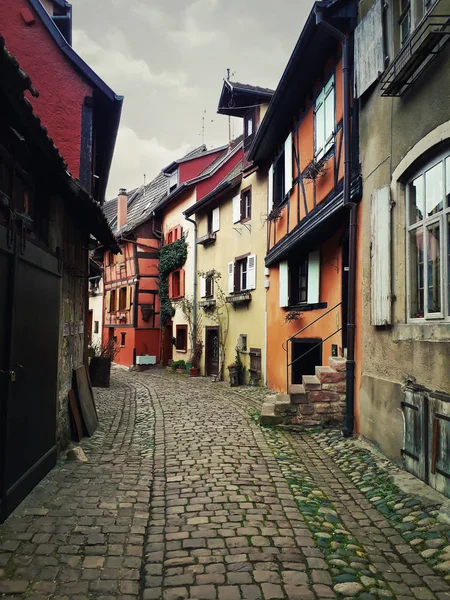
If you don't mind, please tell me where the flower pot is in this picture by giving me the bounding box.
[89,357,111,388]
[189,367,200,377]
[175,368,186,374]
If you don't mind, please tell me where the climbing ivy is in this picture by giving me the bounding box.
[159,237,188,325]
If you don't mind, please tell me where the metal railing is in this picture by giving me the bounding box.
[283,302,342,391]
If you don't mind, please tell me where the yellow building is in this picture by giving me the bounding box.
[184,81,274,383]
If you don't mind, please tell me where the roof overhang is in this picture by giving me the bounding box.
[248,0,357,165]
[28,0,123,204]
[184,172,242,218]
[217,80,274,118]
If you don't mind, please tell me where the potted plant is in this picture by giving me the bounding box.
[172,359,186,374]
[228,362,238,387]
[88,339,120,388]
[189,341,203,377]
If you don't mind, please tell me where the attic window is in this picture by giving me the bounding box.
[169,169,178,192]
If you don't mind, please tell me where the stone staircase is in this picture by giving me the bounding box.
[260,357,347,427]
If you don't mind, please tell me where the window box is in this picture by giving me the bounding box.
[199,299,216,310]
[197,232,216,246]
[381,12,450,96]
[226,292,252,305]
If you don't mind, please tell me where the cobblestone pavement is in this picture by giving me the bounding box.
[0,368,449,600]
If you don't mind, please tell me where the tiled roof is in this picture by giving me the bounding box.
[218,161,243,185]
[198,135,244,177]
[228,81,275,95]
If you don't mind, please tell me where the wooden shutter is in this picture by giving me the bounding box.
[115,289,120,310]
[371,186,391,325]
[268,165,274,214]
[105,290,111,312]
[180,269,186,298]
[126,286,132,309]
[212,207,220,232]
[232,195,241,223]
[279,261,289,307]
[168,273,173,299]
[200,275,206,298]
[228,262,235,293]
[307,250,320,305]
[247,255,256,290]
[284,133,293,197]
[355,0,385,98]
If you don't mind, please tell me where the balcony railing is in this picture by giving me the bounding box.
[381,12,450,96]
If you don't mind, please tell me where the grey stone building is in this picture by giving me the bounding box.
[355,0,450,496]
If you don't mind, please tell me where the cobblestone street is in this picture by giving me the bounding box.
[0,368,449,600]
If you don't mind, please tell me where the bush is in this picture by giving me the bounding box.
[172,359,186,370]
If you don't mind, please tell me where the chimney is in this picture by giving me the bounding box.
[117,188,128,229]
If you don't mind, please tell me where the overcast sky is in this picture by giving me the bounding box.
[70,0,314,199]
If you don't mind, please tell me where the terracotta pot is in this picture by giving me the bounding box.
[175,368,186,374]
[189,367,200,377]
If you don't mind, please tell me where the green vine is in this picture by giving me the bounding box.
[159,237,188,326]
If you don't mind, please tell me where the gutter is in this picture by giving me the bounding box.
[184,215,198,356]
[314,2,357,437]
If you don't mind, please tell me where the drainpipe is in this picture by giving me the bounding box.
[184,215,198,352]
[315,4,356,437]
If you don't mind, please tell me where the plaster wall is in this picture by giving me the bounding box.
[196,169,268,383]
[358,6,450,460]
[162,190,196,364]
[0,0,92,177]
[89,277,103,347]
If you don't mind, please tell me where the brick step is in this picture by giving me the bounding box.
[328,356,347,372]
[316,365,346,384]
[259,401,283,426]
[302,375,321,390]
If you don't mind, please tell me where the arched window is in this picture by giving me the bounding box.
[407,150,450,320]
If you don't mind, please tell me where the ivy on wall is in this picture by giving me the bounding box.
[159,237,188,325]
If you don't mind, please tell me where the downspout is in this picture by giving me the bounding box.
[184,215,198,355]
[315,4,357,437]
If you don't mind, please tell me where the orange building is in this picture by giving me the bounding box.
[249,0,361,431]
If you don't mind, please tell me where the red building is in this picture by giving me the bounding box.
[102,143,245,367]
[0,0,122,201]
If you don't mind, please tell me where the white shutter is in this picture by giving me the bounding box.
[247,255,256,290]
[324,77,335,152]
[232,195,241,224]
[200,275,206,298]
[307,250,320,305]
[212,207,220,232]
[315,101,325,157]
[371,186,391,325]
[279,261,289,308]
[268,165,274,215]
[284,133,293,198]
[227,262,235,294]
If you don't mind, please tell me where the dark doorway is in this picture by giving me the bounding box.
[0,222,61,522]
[291,338,322,385]
[205,327,219,376]
[162,322,173,367]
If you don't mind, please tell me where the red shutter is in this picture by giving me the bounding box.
[177,225,182,240]
[168,273,173,299]
[180,269,185,298]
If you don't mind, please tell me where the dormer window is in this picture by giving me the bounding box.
[169,169,178,192]
[244,110,256,140]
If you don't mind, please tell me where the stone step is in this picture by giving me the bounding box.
[288,384,306,395]
[259,401,283,426]
[302,375,321,390]
[316,365,345,384]
[328,356,347,372]
[274,394,295,416]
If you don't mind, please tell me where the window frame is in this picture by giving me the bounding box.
[314,75,335,160]
[118,287,127,311]
[205,273,214,298]
[175,324,188,352]
[110,289,117,313]
[273,150,285,208]
[240,186,252,222]
[172,270,181,299]
[399,0,411,46]
[289,257,309,307]
[120,332,126,347]
[406,149,450,323]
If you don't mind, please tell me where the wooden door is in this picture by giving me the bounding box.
[205,327,219,376]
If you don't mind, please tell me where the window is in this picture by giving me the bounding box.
[167,231,173,244]
[314,75,335,159]
[279,251,320,308]
[94,321,99,334]
[175,325,188,351]
[399,0,411,45]
[119,287,127,310]
[208,207,220,234]
[273,151,285,208]
[244,110,255,139]
[172,271,181,298]
[228,255,256,293]
[169,169,178,192]
[407,151,450,321]
[241,187,252,221]
[168,269,184,298]
[205,274,214,298]
[120,332,126,347]
[110,289,117,312]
